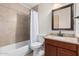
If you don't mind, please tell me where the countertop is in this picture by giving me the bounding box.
[44,35,79,45]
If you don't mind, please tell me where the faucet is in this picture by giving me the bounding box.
[58,30,63,36]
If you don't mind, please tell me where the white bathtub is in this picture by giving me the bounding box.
[0,40,31,56]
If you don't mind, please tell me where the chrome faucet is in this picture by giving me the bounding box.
[58,30,63,36]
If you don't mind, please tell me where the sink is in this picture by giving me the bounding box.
[57,34,63,37]
[45,34,78,44]
[49,33,75,37]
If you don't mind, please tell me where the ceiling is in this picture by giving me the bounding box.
[21,3,39,9]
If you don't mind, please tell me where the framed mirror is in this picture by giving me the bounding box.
[52,4,74,30]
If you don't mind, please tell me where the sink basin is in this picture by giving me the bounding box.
[57,34,63,37]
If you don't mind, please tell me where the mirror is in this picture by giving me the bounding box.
[52,4,74,30]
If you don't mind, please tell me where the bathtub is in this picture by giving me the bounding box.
[0,40,31,56]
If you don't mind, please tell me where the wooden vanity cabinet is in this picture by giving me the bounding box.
[45,43,57,56]
[45,39,78,56]
[57,48,76,56]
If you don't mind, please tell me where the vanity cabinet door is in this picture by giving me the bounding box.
[45,44,57,56]
[57,48,76,56]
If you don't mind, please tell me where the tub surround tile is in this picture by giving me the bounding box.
[0,4,30,47]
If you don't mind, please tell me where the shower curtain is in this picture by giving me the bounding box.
[30,10,39,44]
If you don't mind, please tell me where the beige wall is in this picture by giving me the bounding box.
[74,4,79,37]
[16,14,30,42]
[38,3,75,35]
[32,5,38,11]
[0,3,30,47]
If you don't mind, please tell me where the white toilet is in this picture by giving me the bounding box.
[31,35,44,56]
[31,42,43,56]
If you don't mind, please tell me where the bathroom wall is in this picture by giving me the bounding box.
[16,13,30,43]
[0,5,17,47]
[32,5,38,12]
[0,3,30,47]
[74,4,79,37]
[38,3,75,35]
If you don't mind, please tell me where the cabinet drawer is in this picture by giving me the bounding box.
[58,48,76,56]
[45,39,77,51]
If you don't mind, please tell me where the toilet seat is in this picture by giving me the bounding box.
[31,42,43,49]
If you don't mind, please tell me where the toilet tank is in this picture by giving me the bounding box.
[37,34,46,43]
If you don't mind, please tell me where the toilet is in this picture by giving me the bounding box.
[30,35,44,56]
[31,42,43,56]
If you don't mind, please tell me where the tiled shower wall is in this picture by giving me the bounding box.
[15,14,30,43]
[0,4,30,47]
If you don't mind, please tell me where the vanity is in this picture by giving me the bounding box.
[45,35,79,56]
[44,3,78,56]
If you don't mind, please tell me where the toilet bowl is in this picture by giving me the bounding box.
[30,34,45,56]
[31,42,43,56]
